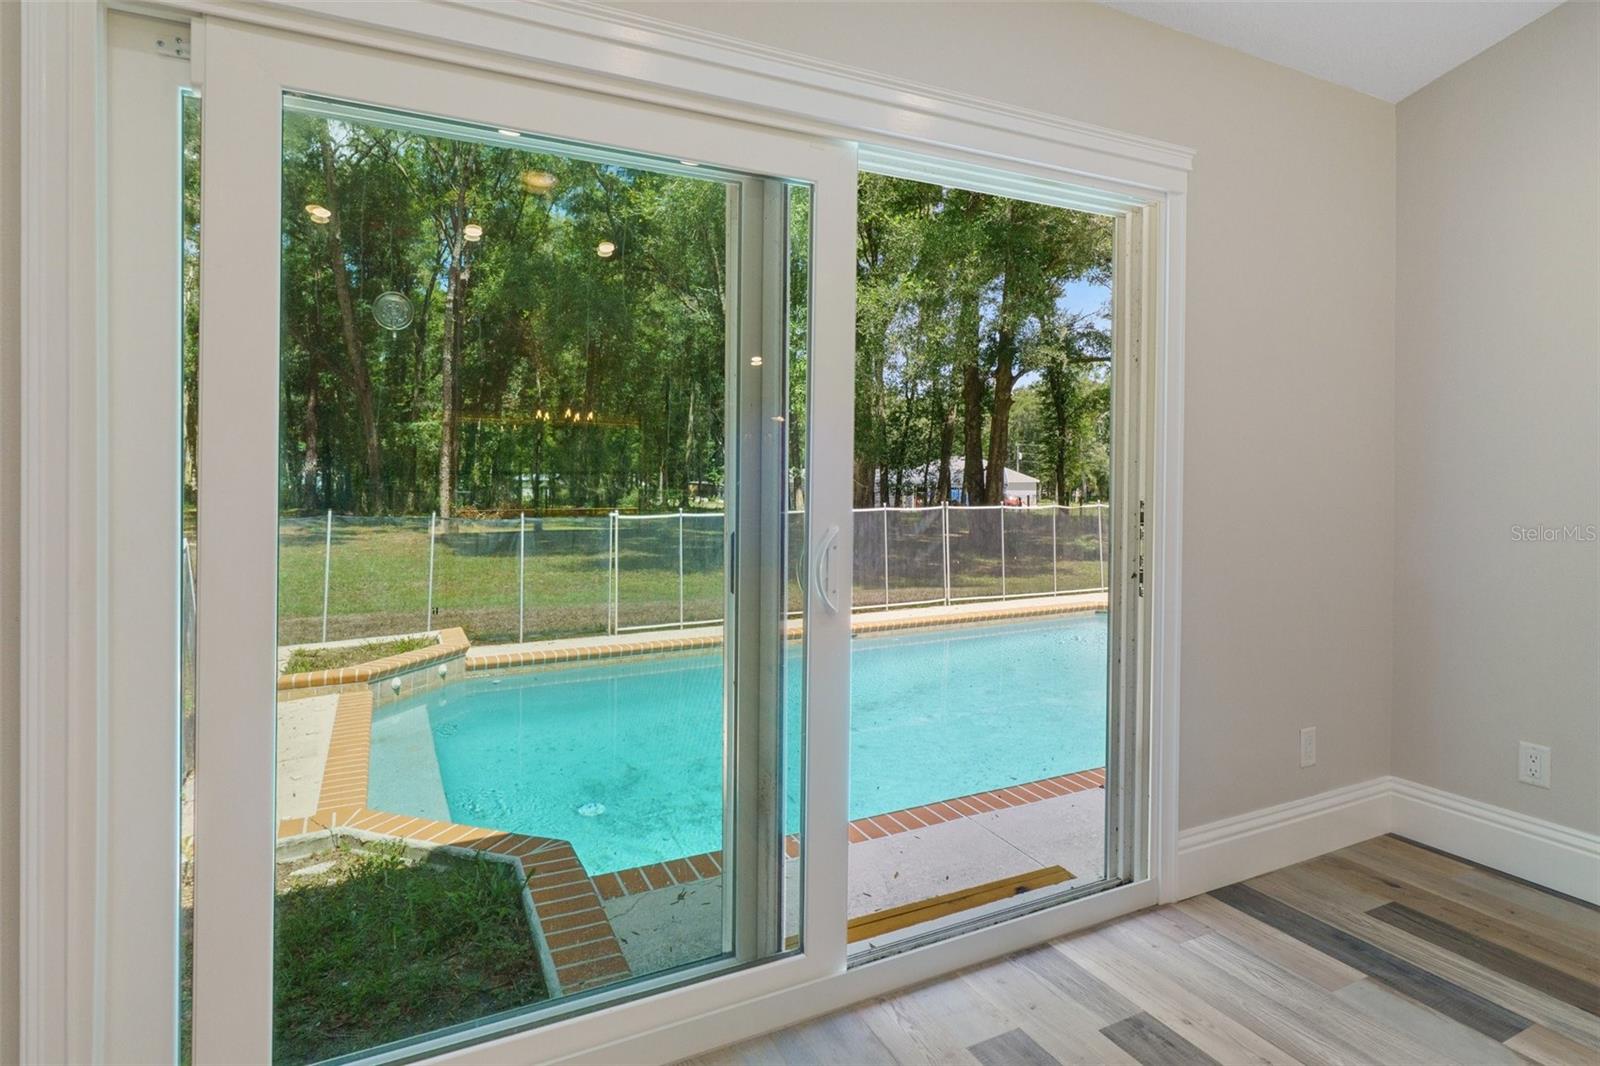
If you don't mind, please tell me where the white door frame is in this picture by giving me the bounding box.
[20,2,1190,1063]
[191,18,856,1063]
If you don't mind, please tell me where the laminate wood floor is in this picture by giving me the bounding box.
[681,836,1600,1065]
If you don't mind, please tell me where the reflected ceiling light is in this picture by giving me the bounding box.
[463,223,484,242]
[304,204,331,224]
[596,240,616,259]
[749,355,763,367]
[679,160,701,167]
[497,128,521,137]
[520,170,557,193]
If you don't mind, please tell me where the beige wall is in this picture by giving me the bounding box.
[1,0,21,1059]
[616,0,1399,828]
[1394,1,1600,833]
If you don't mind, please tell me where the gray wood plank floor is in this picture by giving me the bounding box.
[680,836,1600,1065]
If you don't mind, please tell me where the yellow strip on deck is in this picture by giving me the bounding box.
[846,865,1072,943]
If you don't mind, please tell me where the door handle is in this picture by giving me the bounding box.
[815,524,840,615]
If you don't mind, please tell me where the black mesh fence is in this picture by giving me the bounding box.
[275,503,1107,647]
[851,508,888,609]
[433,518,520,642]
[884,507,945,606]
[947,506,1004,600]
[522,516,611,639]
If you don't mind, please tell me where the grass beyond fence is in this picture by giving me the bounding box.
[275,505,1108,647]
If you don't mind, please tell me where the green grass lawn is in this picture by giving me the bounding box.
[273,842,546,1064]
[281,636,434,674]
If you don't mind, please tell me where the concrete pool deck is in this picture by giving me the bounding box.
[599,787,1105,974]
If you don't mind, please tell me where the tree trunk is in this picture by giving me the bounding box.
[960,359,986,504]
[681,386,695,508]
[437,173,468,518]
[936,406,955,503]
[301,365,320,508]
[985,326,1017,504]
[853,457,877,508]
[319,137,384,512]
[1045,362,1069,503]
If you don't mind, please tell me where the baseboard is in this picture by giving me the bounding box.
[1174,775,1600,905]
[1172,777,1393,900]
[1390,778,1600,905]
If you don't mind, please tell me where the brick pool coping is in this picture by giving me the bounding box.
[276,626,470,693]
[591,767,1106,902]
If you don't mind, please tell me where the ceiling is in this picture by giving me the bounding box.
[1096,1,1561,102]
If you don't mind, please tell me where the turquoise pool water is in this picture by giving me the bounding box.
[367,614,1107,874]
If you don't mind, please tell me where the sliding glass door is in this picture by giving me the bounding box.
[106,12,1154,1061]
[188,20,851,1062]
[844,164,1141,952]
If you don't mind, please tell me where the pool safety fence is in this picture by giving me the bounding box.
[271,503,1109,645]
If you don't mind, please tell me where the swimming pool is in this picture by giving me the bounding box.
[367,614,1107,874]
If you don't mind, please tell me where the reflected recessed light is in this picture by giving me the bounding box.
[304,204,331,224]
[749,356,763,367]
[596,240,616,259]
[679,159,701,167]
[497,129,521,138]
[520,170,557,193]
[463,223,484,242]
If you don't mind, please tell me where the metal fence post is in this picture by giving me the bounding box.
[1052,504,1059,595]
[425,512,437,631]
[609,510,619,635]
[881,504,890,608]
[320,508,333,642]
[941,500,951,606]
[1096,503,1106,590]
[518,512,526,643]
[999,505,1007,600]
[677,509,686,629]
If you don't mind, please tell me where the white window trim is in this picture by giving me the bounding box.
[20,2,1190,1062]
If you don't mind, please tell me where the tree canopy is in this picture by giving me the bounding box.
[192,110,1113,518]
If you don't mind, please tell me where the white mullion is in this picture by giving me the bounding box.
[799,144,857,977]
[191,19,281,1062]
[104,14,189,1061]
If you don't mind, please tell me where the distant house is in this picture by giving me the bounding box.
[947,458,1040,506]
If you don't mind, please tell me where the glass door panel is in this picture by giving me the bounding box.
[191,23,840,1059]
[846,171,1118,951]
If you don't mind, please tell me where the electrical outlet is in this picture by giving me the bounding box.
[1300,727,1316,768]
[1518,742,1551,789]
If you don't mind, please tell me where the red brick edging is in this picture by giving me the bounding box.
[278,626,470,692]
[277,690,629,996]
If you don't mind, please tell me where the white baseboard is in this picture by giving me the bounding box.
[1173,777,1394,900]
[1175,775,1600,905]
[1391,778,1600,905]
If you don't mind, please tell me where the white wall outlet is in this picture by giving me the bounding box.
[1518,742,1551,789]
[1300,726,1317,768]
